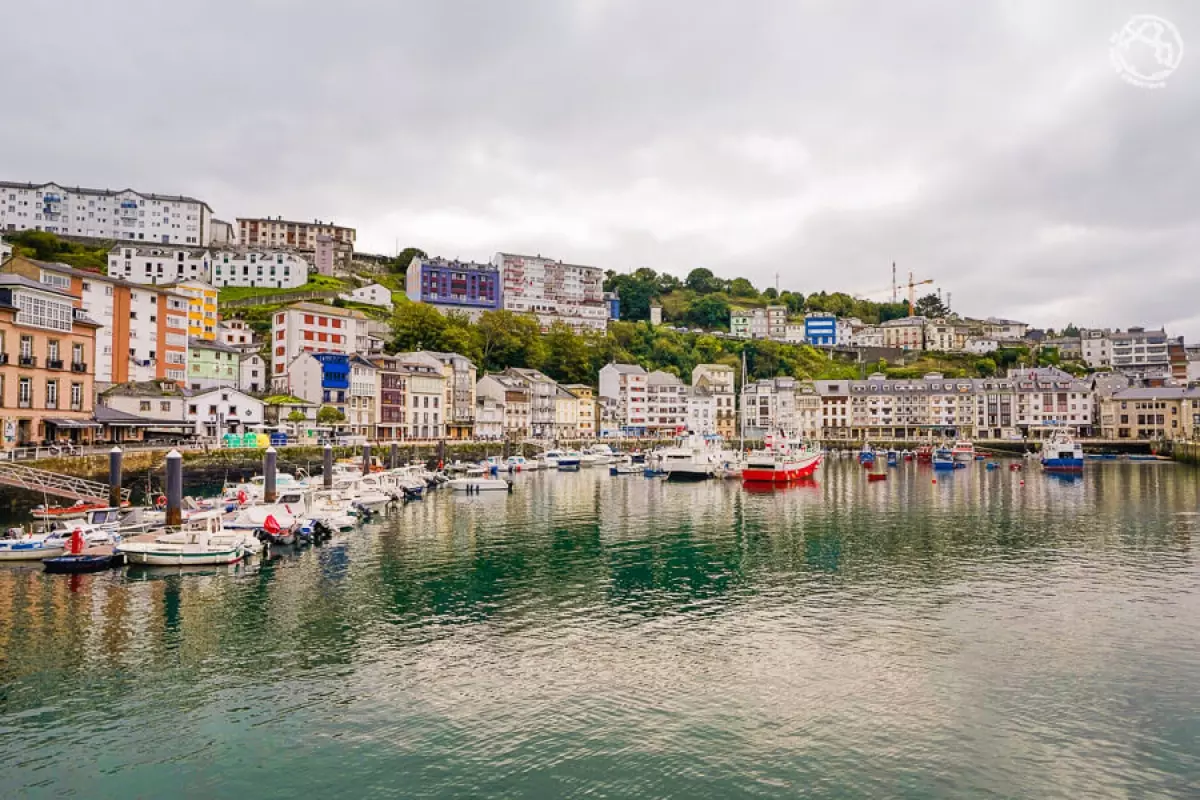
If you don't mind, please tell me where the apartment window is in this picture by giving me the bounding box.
[20,335,32,358]
[140,400,151,411]
[72,343,85,365]
[18,377,32,408]
[70,382,83,410]
[45,380,58,409]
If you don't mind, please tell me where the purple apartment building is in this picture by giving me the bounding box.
[405,256,501,319]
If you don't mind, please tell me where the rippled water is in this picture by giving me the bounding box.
[2,461,1199,798]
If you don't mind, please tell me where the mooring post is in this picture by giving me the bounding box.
[362,443,372,477]
[323,443,334,489]
[390,442,399,470]
[165,449,183,527]
[108,446,123,508]
[263,446,278,503]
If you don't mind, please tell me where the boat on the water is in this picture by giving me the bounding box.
[584,444,615,465]
[31,499,114,522]
[951,440,976,462]
[932,446,956,471]
[117,511,250,566]
[742,433,822,484]
[1041,429,1084,472]
[505,455,538,472]
[916,445,933,463]
[0,530,68,561]
[556,450,583,471]
[886,449,900,467]
[659,434,728,481]
[446,477,512,493]
[858,443,876,466]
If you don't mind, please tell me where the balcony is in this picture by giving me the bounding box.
[0,353,7,365]
[46,359,63,370]
[18,355,37,367]
[71,362,88,373]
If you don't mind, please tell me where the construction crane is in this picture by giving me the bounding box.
[904,272,934,316]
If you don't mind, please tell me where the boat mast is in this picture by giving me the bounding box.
[739,350,746,453]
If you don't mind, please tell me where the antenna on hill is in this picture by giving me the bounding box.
[775,272,780,295]
[891,262,897,304]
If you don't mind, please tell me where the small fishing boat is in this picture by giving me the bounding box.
[446,477,512,493]
[43,529,123,573]
[858,443,876,467]
[31,500,112,522]
[867,472,888,482]
[609,461,644,475]
[556,450,583,471]
[0,530,68,561]
[505,455,537,472]
[539,449,563,469]
[584,444,615,465]
[916,445,933,463]
[886,450,900,467]
[742,433,822,484]
[117,511,254,566]
[932,446,956,471]
[951,440,976,462]
[1040,429,1084,472]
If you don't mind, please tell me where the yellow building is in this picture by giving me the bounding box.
[163,280,218,340]
[561,384,597,439]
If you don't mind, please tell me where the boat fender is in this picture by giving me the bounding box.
[156,495,168,509]
[237,490,248,505]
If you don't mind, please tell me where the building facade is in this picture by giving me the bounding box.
[211,250,309,289]
[187,338,240,391]
[270,303,364,386]
[1109,328,1170,380]
[646,370,688,437]
[239,353,267,394]
[492,252,609,332]
[0,181,212,245]
[561,384,597,438]
[396,351,477,439]
[217,320,259,352]
[237,217,355,251]
[880,316,926,350]
[1081,328,1112,369]
[164,281,219,341]
[805,313,837,346]
[3,256,190,385]
[340,283,393,309]
[554,386,581,439]
[691,364,736,439]
[374,356,447,441]
[0,275,99,448]
[476,374,531,439]
[1099,388,1200,441]
[502,367,558,439]
[186,387,264,438]
[107,245,211,285]
[598,363,648,436]
[405,256,501,318]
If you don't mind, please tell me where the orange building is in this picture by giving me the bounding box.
[3,256,190,386]
[0,274,99,448]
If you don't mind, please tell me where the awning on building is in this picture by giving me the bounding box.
[145,426,195,434]
[44,418,102,429]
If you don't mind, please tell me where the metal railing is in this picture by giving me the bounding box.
[0,461,130,504]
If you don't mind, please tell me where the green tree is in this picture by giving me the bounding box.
[390,247,427,274]
[389,302,448,352]
[913,293,949,318]
[604,267,661,321]
[779,291,805,314]
[684,294,731,330]
[476,310,546,371]
[729,277,758,298]
[974,357,998,377]
[763,287,778,300]
[540,322,592,384]
[317,405,345,425]
[685,267,722,294]
[1062,323,1080,337]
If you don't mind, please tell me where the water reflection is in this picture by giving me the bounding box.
[1,461,1198,798]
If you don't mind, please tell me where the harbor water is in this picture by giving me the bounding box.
[2,460,1199,798]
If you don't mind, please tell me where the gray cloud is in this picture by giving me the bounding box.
[1,0,1196,334]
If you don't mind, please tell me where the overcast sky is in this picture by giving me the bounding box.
[2,1,1195,335]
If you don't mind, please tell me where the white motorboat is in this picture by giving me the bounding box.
[334,476,392,512]
[539,449,563,468]
[951,440,976,462]
[304,488,360,531]
[505,455,539,472]
[584,444,615,465]
[117,511,252,566]
[557,450,584,470]
[446,477,512,493]
[0,529,69,560]
[658,434,729,481]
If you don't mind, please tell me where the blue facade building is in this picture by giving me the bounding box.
[605,291,620,322]
[312,352,350,403]
[805,314,837,346]
[405,257,501,314]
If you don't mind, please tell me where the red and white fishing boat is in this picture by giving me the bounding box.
[742,432,823,484]
[31,500,113,522]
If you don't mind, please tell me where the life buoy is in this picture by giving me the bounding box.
[155,495,167,509]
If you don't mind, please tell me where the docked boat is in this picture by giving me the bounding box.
[31,499,113,522]
[117,511,251,566]
[446,477,512,493]
[609,459,644,475]
[932,446,956,471]
[659,435,729,481]
[858,443,876,466]
[505,455,538,472]
[916,445,933,463]
[0,530,68,561]
[951,440,976,462]
[303,488,360,531]
[1041,429,1084,472]
[43,529,123,573]
[539,450,563,469]
[886,449,900,467]
[224,488,310,531]
[556,450,583,471]
[742,434,823,484]
[584,444,615,465]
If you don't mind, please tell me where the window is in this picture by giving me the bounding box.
[160,401,171,412]
[45,380,58,409]
[70,382,83,410]
[18,377,31,408]
[15,293,73,332]
[140,400,151,411]
[20,335,32,358]
[72,343,84,365]
[188,404,197,414]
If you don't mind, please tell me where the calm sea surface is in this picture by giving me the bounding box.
[2,460,1199,798]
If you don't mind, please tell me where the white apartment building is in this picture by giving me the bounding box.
[964,337,999,354]
[347,356,378,439]
[691,364,736,439]
[239,353,267,394]
[210,219,236,246]
[107,245,211,285]
[687,387,718,436]
[476,374,531,439]
[339,283,393,309]
[218,320,259,352]
[924,319,970,352]
[1108,328,1170,379]
[475,396,505,440]
[503,367,558,439]
[742,377,802,438]
[598,363,649,435]
[852,325,885,348]
[0,182,212,245]
[646,370,688,436]
[269,303,364,387]
[211,250,309,289]
[186,387,264,438]
[1081,328,1112,368]
[492,252,609,332]
[983,317,1029,341]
